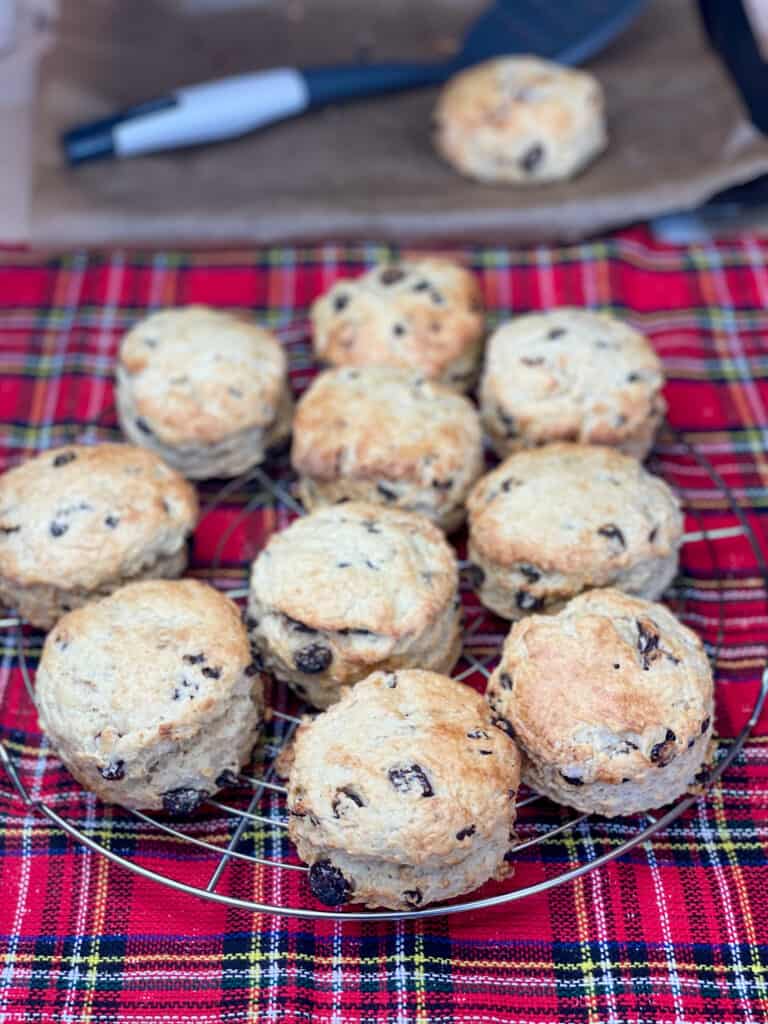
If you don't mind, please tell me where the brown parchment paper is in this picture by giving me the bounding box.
[30,0,768,246]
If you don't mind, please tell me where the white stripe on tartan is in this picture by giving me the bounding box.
[394,920,409,1024]
[85,254,125,427]
[578,820,621,1024]
[61,788,98,1024]
[702,244,768,450]
[643,839,686,1020]
[41,253,87,452]
[0,736,52,1020]
[330,918,344,1024]
[535,244,557,309]
[695,799,756,1023]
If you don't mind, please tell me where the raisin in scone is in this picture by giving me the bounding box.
[311,259,485,390]
[35,579,265,813]
[247,503,461,708]
[486,589,714,817]
[0,444,198,629]
[287,670,521,909]
[480,308,665,459]
[116,306,293,479]
[292,367,484,532]
[434,56,606,184]
[467,444,682,620]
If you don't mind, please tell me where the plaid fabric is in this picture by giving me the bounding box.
[0,226,767,1023]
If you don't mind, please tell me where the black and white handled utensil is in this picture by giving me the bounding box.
[62,0,646,165]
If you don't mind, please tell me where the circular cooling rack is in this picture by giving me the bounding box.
[0,425,766,922]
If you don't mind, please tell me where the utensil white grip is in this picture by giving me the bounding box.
[114,68,308,157]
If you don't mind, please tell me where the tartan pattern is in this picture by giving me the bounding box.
[0,225,766,1022]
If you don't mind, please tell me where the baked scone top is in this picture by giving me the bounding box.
[250,503,458,638]
[119,306,288,445]
[292,367,483,485]
[39,579,254,739]
[489,589,713,784]
[481,308,664,444]
[311,258,484,380]
[288,670,520,862]
[468,443,682,571]
[0,444,198,590]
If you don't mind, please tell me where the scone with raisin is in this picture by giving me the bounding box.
[116,305,293,479]
[480,308,665,459]
[247,503,461,708]
[311,259,485,390]
[292,367,484,532]
[467,444,682,619]
[486,589,714,817]
[35,579,265,813]
[434,56,606,184]
[0,444,198,629]
[287,670,521,909]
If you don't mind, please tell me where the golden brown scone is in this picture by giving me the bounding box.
[116,305,293,479]
[291,367,484,532]
[35,579,265,812]
[311,259,485,390]
[287,669,521,909]
[0,444,198,629]
[247,503,462,708]
[480,308,665,459]
[467,444,683,619]
[434,56,606,184]
[486,589,715,817]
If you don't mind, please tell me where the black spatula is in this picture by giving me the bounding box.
[63,0,647,164]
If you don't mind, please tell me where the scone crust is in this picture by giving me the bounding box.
[35,579,264,810]
[117,306,290,447]
[467,444,683,617]
[248,503,462,706]
[480,308,665,458]
[487,589,714,816]
[0,444,198,617]
[311,259,485,389]
[288,669,521,909]
[291,367,484,530]
[434,56,606,184]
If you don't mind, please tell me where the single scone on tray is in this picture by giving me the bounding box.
[0,443,198,629]
[247,502,462,708]
[287,669,521,910]
[35,579,265,813]
[310,258,485,391]
[116,305,293,479]
[466,443,683,620]
[433,56,606,184]
[486,589,715,817]
[480,308,666,459]
[291,366,484,532]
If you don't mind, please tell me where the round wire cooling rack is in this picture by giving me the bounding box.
[0,429,766,922]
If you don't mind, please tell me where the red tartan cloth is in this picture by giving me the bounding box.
[0,225,767,1023]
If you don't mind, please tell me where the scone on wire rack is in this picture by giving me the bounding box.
[480,308,665,459]
[310,258,485,391]
[466,444,683,620]
[247,503,462,708]
[486,589,715,818]
[116,306,293,479]
[433,56,606,185]
[0,443,198,630]
[287,670,521,910]
[35,579,265,813]
[291,366,484,532]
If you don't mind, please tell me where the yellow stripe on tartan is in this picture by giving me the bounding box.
[562,827,600,1023]
[82,836,111,1024]
[413,921,429,1024]
[711,785,768,1017]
